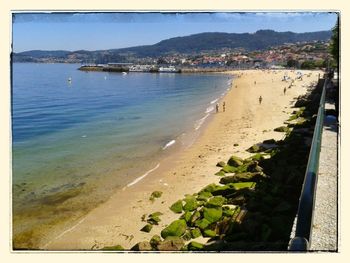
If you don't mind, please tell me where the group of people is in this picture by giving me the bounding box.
[216,101,226,113]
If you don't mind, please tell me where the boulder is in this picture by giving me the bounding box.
[131,241,153,251]
[149,191,163,201]
[189,210,202,225]
[169,200,183,213]
[157,237,185,251]
[273,126,290,132]
[246,144,263,153]
[140,224,153,233]
[197,191,212,201]
[203,207,223,223]
[211,184,236,196]
[227,156,244,167]
[183,196,198,212]
[182,230,192,241]
[190,228,202,238]
[187,241,204,251]
[219,173,264,184]
[182,211,193,223]
[221,165,237,173]
[206,196,227,208]
[150,235,161,248]
[216,161,226,167]
[215,170,226,177]
[161,219,187,238]
[203,229,217,238]
[195,218,211,230]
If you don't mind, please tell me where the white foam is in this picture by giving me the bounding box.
[126,163,160,188]
[162,139,176,150]
[210,98,219,104]
[205,106,215,113]
[194,114,210,130]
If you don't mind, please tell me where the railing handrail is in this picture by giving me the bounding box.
[288,76,328,251]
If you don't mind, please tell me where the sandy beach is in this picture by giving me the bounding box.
[41,69,321,250]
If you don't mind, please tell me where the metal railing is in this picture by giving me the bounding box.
[288,77,329,251]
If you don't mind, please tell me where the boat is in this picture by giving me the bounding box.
[158,66,180,73]
[122,72,128,75]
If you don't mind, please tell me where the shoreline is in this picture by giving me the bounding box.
[39,69,321,250]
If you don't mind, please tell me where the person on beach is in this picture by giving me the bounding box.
[259,96,262,104]
[223,101,226,112]
[283,87,287,95]
[254,81,256,85]
[216,103,219,113]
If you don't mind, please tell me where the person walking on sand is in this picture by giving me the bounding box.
[259,96,262,104]
[283,87,287,95]
[223,101,226,112]
[216,103,219,113]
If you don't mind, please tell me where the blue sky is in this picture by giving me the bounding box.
[12,12,338,52]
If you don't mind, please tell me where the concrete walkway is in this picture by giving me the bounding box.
[310,101,338,251]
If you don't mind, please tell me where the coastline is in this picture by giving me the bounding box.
[41,69,321,250]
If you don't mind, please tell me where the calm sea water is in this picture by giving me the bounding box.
[12,63,232,247]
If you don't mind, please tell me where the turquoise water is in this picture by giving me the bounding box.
[12,63,232,247]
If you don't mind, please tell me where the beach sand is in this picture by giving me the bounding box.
[42,69,321,250]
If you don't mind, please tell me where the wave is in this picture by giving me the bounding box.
[162,139,176,150]
[125,163,160,188]
[194,113,210,131]
[205,106,215,114]
[210,98,219,104]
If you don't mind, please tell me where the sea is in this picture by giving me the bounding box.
[11,63,232,248]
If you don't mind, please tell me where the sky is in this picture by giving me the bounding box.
[12,12,338,53]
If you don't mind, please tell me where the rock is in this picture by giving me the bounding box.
[182,211,193,223]
[222,206,235,217]
[140,224,153,233]
[227,156,244,167]
[211,184,236,196]
[228,195,246,206]
[215,170,226,176]
[203,207,223,223]
[182,230,192,241]
[190,210,202,225]
[188,241,204,251]
[200,183,219,193]
[190,228,202,238]
[197,191,212,201]
[233,143,239,146]
[101,245,124,251]
[157,237,185,251]
[273,126,290,132]
[131,241,153,251]
[195,218,211,230]
[231,182,256,190]
[206,196,227,208]
[149,191,163,201]
[262,139,276,144]
[216,161,226,167]
[221,165,237,173]
[203,229,217,238]
[169,200,183,213]
[183,196,198,212]
[219,172,264,184]
[246,144,265,153]
[150,235,161,248]
[161,219,187,238]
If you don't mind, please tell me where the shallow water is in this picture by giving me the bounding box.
[11,63,232,248]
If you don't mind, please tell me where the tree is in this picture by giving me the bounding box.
[286,59,299,68]
[330,17,339,67]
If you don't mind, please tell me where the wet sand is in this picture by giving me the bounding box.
[41,69,321,250]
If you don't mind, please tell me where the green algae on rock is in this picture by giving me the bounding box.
[161,219,187,238]
[170,200,183,213]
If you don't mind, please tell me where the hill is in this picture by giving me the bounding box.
[13,30,332,63]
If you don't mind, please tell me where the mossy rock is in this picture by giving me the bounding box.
[219,172,264,184]
[161,219,187,238]
[211,184,236,196]
[157,237,185,251]
[216,161,226,167]
[199,183,219,194]
[140,223,153,233]
[246,144,265,153]
[215,170,226,177]
[221,165,237,173]
[194,218,211,230]
[150,235,161,248]
[190,228,202,238]
[170,200,183,213]
[101,244,124,251]
[206,196,227,208]
[188,241,204,251]
[231,182,256,190]
[197,191,212,201]
[203,207,223,223]
[189,210,202,225]
[149,191,163,201]
[262,139,277,144]
[203,229,217,238]
[183,196,199,212]
[182,230,193,241]
[227,156,244,167]
[222,206,235,217]
[131,241,153,251]
[274,126,290,132]
[182,211,193,223]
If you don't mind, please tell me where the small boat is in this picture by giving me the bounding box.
[122,72,128,75]
[68,77,72,82]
